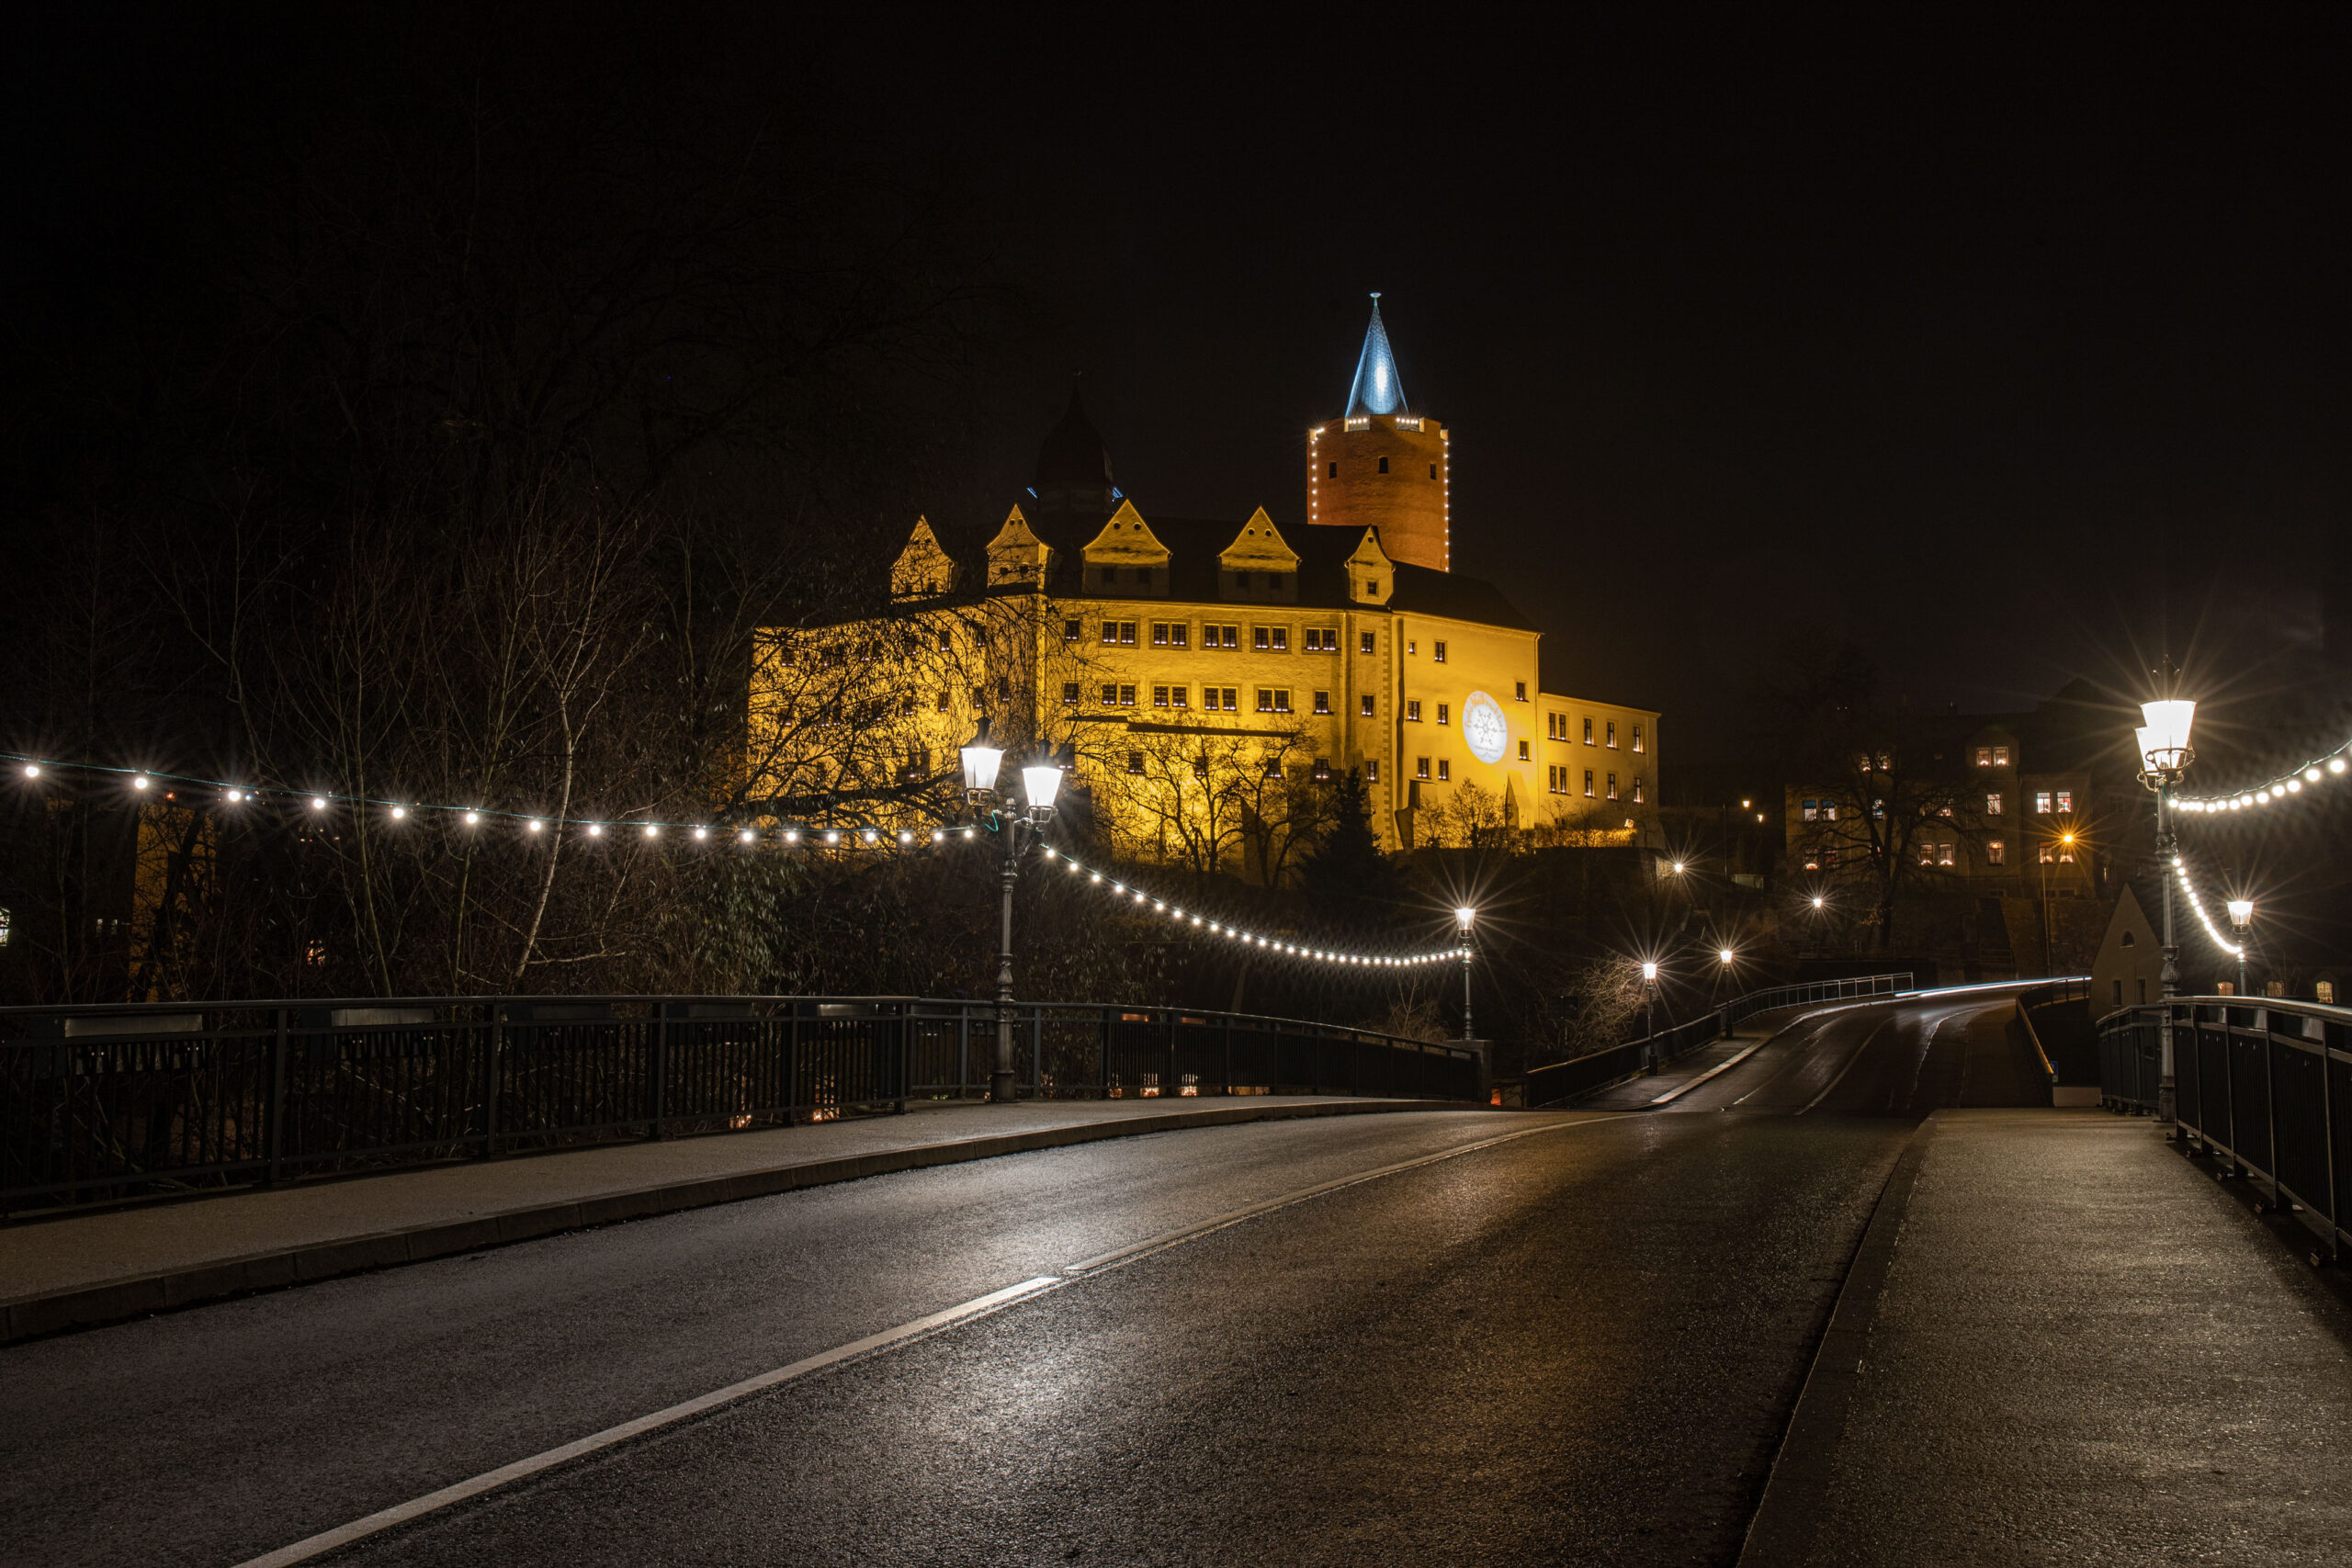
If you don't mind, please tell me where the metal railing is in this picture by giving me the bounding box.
[0,996,1482,1213]
[1523,974,1914,1107]
[2098,998,2351,1261]
[2015,977,2093,1086]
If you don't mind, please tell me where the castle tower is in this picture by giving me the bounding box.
[1306,296,1450,571]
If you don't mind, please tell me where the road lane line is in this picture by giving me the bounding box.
[1729,1008,1874,1108]
[1795,1019,1894,1114]
[231,1112,1610,1567]
[228,1276,1062,1568]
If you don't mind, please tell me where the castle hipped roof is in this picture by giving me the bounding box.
[1344,295,1408,418]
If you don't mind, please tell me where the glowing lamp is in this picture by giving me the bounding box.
[2226,898,2253,930]
[1455,906,1476,931]
[2139,699,2196,770]
[958,718,1003,796]
[1641,961,1659,981]
[1022,760,1065,811]
[1718,948,1736,965]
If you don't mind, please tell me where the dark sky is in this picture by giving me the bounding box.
[14,8,2352,765]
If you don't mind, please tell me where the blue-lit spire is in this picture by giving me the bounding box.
[1344,293,1409,418]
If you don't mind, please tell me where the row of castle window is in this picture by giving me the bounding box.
[1064,682,1383,716]
[1124,753,1345,782]
[1324,459,1440,479]
[1079,620,1374,653]
[1543,765,1643,802]
[1087,565,1303,591]
[1544,712,1644,750]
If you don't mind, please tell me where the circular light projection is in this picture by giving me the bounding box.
[1461,691,1510,765]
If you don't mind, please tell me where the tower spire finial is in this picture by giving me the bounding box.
[1344,296,1408,418]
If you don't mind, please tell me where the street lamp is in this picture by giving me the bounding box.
[2227,898,2254,998]
[958,719,1071,1106]
[1640,959,1660,1057]
[1455,907,1477,1041]
[2136,682,2198,1125]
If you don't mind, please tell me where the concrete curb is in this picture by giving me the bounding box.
[1736,1113,1938,1567]
[0,1098,1475,1347]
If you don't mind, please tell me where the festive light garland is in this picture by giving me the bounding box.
[2168,853,2245,959]
[2177,751,2351,812]
[1035,844,1454,971]
[1,751,983,847]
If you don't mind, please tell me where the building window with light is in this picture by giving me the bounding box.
[1119,685,1136,707]
[1987,839,2005,864]
[1359,631,1375,655]
[1986,792,2002,814]
[1313,691,1331,715]
[2055,789,2073,812]
[1126,752,1145,774]
[1061,683,1080,707]
[1994,746,2010,765]
[2034,791,2052,814]
[1437,703,1450,726]
[1607,773,1618,800]
[1583,716,1594,744]
[1975,747,1991,766]
[1519,740,1531,761]
[1437,759,1450,781]
[1064,619,1082,642]
[1361,694,1375,717]
[2038,841,2054,863]
[1607,721,1618,749]
[1213,687,1237,711]
[1633,724,1645,753]
[1633,776,1645,803]
[1101,683,1118,706]
[1152,685,1170,708]
[1365,760,1379,783]
[1407,639,1417,655]
[1939,842,1955,865]
[1170,686,1189,709]
[2058,840,2075,863]
[1584,769,1595,796]
[1407,700,1422,722]
[1433,640,1447,662]
[1803,799,1818,821]
[1516,682,1528,701]
[1417,757,1430,780]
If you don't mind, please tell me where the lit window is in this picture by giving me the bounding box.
[1994,746,2010,765]
[1433,640,1447,663]
[1119,684,1136,707]
[1170,624,1190,649]
[1437,704,1450,727]
[1126,751,1145,775]
[1633,725,1644,753]
[1216,687,1238,711]
[1607,773,1619,800]
[1257,689,1274,713]
[1803,800,1818,821]
[1938,842,1954,866]
[1975,747,1990,766]
[2058,841,2075,863]
[1516,682,1528,701]
[1417,757,1431,780]
[1607,721,1618,749]
[1306,628,1338,651]
[1583,769,1595,797]
[1361,694,1375,717]
[1313,691,1332,715]
[1102,622,1118,645]
[2038,841,2054,863]
[1633,776,1645,803]
[1921,842,1937,865]
[1064,619,1082,642]
[1273,689,1291,713]
[1583,716,1594,745]
[1822,804,1838,820]
[1101,683,1119,706]
[1171,687,1189,709]
[1407,640,1417,656]
[1152,685,1170,708]
[2055,790,2073,812]
[1986,792,2002,814]
[2320,981,2336,1004]
[1210,624,1238,649]
[1061,683,1080,707]
[1407,700,1422,722]
[1152,623,1170,647]
[1365,760,1379,783]
[1987,840,2005,864]
[1518,740,1531,761]
[1254,626,1271,650]
[1313,758,1332,782]
[2034,792,2052,814]
[1437,759,1451,781]
[1359,631,1376,655]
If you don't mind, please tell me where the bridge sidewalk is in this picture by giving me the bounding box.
[1745,1109,2352,1566]
[1575,1002,1832,1111]
[0,1094,1470,1346]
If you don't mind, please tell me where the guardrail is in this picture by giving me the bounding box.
[2014,977,2092,1087]
[1523,974,1915,1108]
[0,996,1482,1213]
[2098,998,2351,1262]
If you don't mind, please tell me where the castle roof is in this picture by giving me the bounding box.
[1344,295,1409,418]
[1034,385,1112,493]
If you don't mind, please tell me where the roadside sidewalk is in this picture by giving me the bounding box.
[0,1094,1475,1345]
[1743,1110,2352,1566]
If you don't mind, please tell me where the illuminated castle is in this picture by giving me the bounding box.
[752,300,1658,870]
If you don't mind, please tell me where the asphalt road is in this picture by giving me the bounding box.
[0,990,2044,1568]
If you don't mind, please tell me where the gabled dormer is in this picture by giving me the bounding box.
[1219,508,1301,604]
[1079,500,1171,598]
[889,516,960,600]
[984,505,1054,590]
[1344,528,1394,605]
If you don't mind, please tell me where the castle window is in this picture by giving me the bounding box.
[1102,620,1135,645]
[1127,752,1146,775]
[1433,640,1447,663]
[1516,682,1528,701]
[1253,689,1291,714]
[1313,691,1331,715]
[1986,792,2003,815]
[1252,626,1288,651]
[1153,685,1170,708]
[1633,725,1645,753]
[1606,721,1618,748]
[1606,773,1618,800]
[1152,623,1170,647]
[1361,694,1375,717]
[1975,747,1991,766]
[1377,457,1389,474]
[1407,700,1422,722]
[1364,580,1380,597]
[1120,684,1136,707]
[1407,640,1417,655]
[938,691,952,712]
[1208,624,1238,649]
[1170,623,1189,649]
[1987,840,2005,863]
[1584,769,1595,796]
[1313,758,1332,782]
[1101,683,1118,706]
[1437,703,1450,727]
[2055,789,2074,812]
[1416,757,1430,780]
[2058,841,2075,863]
[1213,687,1238,711]
[1365,760,1379,783]
[1519,740,1531,761]
[1304,628,1337,651]
[1430,464,1438,479]
[1328,461,1338,478]
[1994,746,2011,765]
[1436,759,1450,781]
[1171,686,1189,709]
[1193,755,1210,779]
[2038,841,2054,863]
[1360,631,1376,655]
[1633,776,1645,804]
[1061,683,1080,707]
[1583,716,1594,744]
[1063,619,1081,642]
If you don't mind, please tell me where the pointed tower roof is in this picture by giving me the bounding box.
[1343,294,1409,418]
[1033,382,1115,517]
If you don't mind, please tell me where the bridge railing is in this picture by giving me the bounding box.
[1523,973,1915,1108]
[0,995,1481,1213]
[2098,997,2352,1261]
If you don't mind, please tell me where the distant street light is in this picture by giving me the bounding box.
[2227,898,2254,998]
[1639,958,1660,1054]
[1718,947,1736,965]
[2136,680,2199,1124]
[959,719,1072,1106]
[1455,907,1477,1041]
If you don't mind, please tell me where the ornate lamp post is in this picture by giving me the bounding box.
[1640,958,1660,1066]
[2227,898,2254,998]
[2136,689,2198,1125]
[1454,907,1477,1041]
[959,720,1070,1105]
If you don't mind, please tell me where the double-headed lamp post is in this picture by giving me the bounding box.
[2135,691,2198,1125]
[2227,898,2254,998]
[1452,906,1479,1041]
[958,720,1069,1106]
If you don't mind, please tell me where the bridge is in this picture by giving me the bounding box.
[5,984,2351,1566]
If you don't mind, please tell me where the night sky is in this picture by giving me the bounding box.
[12,9,2351,764]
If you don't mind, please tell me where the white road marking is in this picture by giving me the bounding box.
[231,1112,1611,1567]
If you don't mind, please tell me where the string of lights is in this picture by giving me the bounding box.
[2177,750,2351,812]
[1035,843,1454,971]
[1,750,976,848]
[2168,852,2245,959]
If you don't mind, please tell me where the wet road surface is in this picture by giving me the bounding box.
[0,991,2049,1567]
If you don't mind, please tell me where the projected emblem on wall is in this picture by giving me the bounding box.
[1462,690,1509,765]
